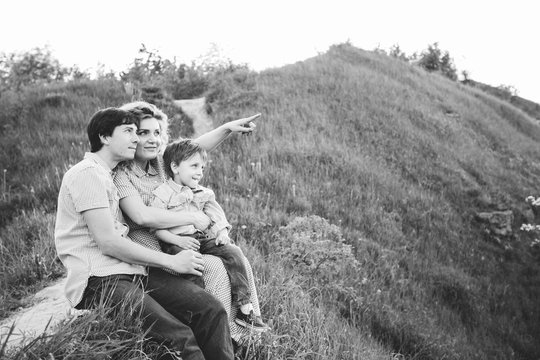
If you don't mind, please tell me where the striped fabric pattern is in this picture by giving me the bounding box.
[55,153,146,307]
[114,157,263,342]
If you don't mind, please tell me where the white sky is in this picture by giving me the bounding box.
[2,0,539,103]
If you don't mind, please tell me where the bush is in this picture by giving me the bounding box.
[0,47,76,92]
[417,43,457,81]
[272,216,359,295]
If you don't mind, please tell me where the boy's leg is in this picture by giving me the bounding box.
[147,267,234,360]
[160,241,204,288]
[199,239,251,306]
[161,242,183,255]
[78,274,205,360]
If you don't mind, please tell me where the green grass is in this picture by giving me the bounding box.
[2,43,540,359]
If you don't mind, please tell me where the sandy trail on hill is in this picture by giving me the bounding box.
[173,97,213,137]
[0,98,213,349]
[0,278,74,347]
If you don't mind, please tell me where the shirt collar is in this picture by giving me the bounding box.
[131,161,159,178]
[166,178,202,193]
[84,152,114,175]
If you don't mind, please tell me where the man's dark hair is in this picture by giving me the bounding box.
[87,107,139,152]
[163,139,208,179]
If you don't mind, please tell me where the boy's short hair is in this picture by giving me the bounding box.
[87,107,139,152]
[163,139,208,179]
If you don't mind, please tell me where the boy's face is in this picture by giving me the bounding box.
[172,152,205,188]
[104,124,139,161]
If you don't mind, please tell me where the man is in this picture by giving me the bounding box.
[54,107,234,360]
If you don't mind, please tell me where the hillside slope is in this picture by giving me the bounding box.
[1,44,540,359]
[207,43,540,359]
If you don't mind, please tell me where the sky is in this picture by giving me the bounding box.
[2,0,539,103]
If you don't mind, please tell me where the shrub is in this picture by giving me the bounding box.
[0,47,72,92]
[272,216,359,294]
[417,43,457,81]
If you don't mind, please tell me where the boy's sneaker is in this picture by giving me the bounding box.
[235,310,270,332]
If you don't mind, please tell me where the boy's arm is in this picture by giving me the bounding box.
[203,191,232,237]
[194,113,260,151]
[83,207,203,275]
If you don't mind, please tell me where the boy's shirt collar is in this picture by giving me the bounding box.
[166,178,203,193]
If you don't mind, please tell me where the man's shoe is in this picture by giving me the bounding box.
[235,310,270,332]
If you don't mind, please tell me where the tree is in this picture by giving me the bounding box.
[0,46,70,91]
[388,44,409,61]
[497,84,518,99]
[417,43,457,81]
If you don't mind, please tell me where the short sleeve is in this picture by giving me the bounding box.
[67,168,110,213]
[114,168,140,199]
[201,189,232,236]
[150,192,168,209]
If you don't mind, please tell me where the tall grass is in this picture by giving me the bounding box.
[1,43,540,359]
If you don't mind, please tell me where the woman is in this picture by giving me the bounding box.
[113,101,264,343]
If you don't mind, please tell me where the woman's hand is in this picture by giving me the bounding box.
[173,235,200,251]
[194,113,261,151]
[225,113,260,134]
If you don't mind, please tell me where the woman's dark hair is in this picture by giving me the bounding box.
[87,107,139,152]
[163,139,208,179]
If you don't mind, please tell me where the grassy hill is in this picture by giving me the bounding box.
[1,43,540,359]
[464,79,540,121]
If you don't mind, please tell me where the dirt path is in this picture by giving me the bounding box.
[0,278,74,347]
[173,97,214,137]
[0,97,213,349]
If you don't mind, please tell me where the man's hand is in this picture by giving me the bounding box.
[226,113,260,134]
[215,231,232,245]
[168,250,204,276]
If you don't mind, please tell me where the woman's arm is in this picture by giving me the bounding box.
[83,207,203,275]
[155,229,201,251]
[194,113,260,151]
[120,195,211,230]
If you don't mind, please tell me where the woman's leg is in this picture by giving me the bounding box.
[202,254,263,342]
[242,254,262,316]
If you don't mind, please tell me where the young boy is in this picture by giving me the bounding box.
[151,139,269,332]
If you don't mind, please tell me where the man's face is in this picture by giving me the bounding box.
[105,124,139,161]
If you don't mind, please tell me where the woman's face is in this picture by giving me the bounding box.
[135,118,162,162]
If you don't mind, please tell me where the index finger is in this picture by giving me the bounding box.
[246,113,261,122]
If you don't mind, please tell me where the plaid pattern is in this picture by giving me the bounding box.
[114,157,262,342]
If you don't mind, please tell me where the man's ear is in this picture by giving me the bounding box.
[99,134,110,146]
